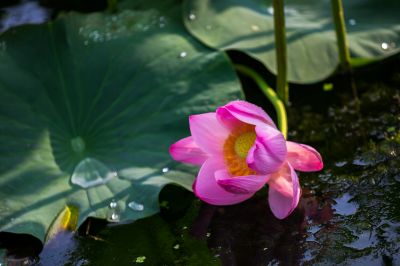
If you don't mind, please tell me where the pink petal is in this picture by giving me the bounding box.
[267,163,301,219]
[286,141,323,172]
[189,113,230,155]
[216,100,276,130]
[215,169,269,194]
[169,136,209,165]
[193,158,255,205]
[247,125,287,174]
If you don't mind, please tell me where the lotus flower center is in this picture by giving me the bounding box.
[234,132,256,158]
[223,125,257,177]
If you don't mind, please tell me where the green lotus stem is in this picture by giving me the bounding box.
[331,0,351,70]
[235,64,288,139]
[331,0,360,107]
[273,0,289,105]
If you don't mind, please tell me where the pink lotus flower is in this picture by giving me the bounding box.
[169,100,323,219]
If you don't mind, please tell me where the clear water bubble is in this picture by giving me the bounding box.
[128,201,144,211]
[381,41,396,51]
[109,200,117,209]
[173,244,180,250]
[162,167,169,173]
[71,158,117,188]
[107,199,120,222]
[381,42,389,50]
[188,12,196,21]
[179,51,187,58]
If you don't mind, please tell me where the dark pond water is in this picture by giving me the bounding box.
[1,1,400,266]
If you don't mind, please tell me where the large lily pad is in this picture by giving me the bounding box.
[0,6,242,241]
[183,0,400,83]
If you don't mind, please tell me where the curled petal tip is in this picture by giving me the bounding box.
[286,141,324,172]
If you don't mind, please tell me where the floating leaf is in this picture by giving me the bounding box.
[183,0,400,83]
[0,6,242,240]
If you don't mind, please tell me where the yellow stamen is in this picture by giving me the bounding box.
[223,125,257,176]
[234,132,256,158]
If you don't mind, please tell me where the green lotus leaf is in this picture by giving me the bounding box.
[0,6,242,241]
[183,0,400,83]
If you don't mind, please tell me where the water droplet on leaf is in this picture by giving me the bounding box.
[188,12,196,20]
[251,25,260,32]
[162,167,169,173]
[179,51,187,58]
[128,201,144,211]
[107,199,120,222]
[71,158,117,188]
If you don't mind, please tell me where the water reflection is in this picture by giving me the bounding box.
[333,193,358,216]
[190,192,334,265]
